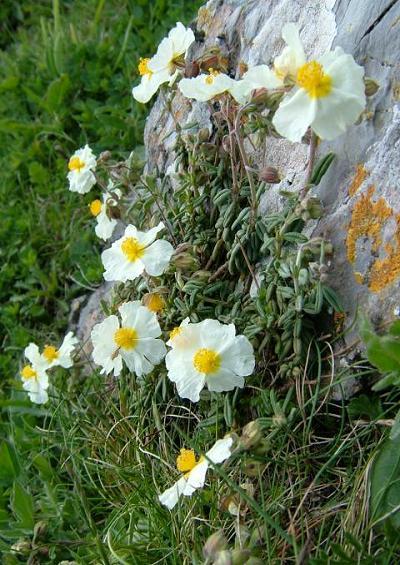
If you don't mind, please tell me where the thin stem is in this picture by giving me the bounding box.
[301,131,318,197]
[234,104,258,223]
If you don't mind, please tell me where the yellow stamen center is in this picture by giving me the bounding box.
[205,68,220,85]
[169,326,182,340]
[43,345,59,362]
[90,199,102,217]
[176,448,198,473]
[138,57,153,77]
[144,293,165,313]
[121,237,145,262]
[296,61,332,99]
[21,365,37,380]
[114,327,138,350]
[68,156,85,172]
[193,348,221,374]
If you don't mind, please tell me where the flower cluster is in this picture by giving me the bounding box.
[20,332,78,404]
[133,22,366,142]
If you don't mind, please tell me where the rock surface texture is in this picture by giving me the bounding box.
[77,0,400,350]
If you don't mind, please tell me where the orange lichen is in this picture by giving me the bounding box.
[369,214,400,292]
[349,164,369,197]
[346,186,392,264]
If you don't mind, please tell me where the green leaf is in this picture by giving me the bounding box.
[360,316,400,376]
[11,482,34,529]
[370,435,400,529]
[0,442,20,485]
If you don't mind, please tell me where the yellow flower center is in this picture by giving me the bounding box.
[43,345,59,363]
[114,327,138,350]
[90,199,102,217]
[205,68,220,85]
[138,57,153,77]
[193,348,221,374]
[21,365,37,380]
[169,326,182,340]
[121,237,145,262]
[176,448,198,473]
[144,293,165,313]
[68,156,85,172]
[296,61,332,98]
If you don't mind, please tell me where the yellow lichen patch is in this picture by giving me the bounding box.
[346,186,392,264]
[369,214,400,292]
[353,272,364,285]
[349,164,369,197]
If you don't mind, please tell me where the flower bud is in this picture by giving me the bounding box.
[264,90,284,110]
[239,420,262,450]
[33,520,48,541]
[192,269,212,281]
[214,550,233,565]
[243,459,264,477]
[259,166,281,184]
[198,128,211,142]
[11,540,31,555]
[184,61,199,78]
[231,549,251,564]
[364,77,379,97]
[250,87,269,105]
[299,196,323,219]
[99,150,112,162]
[203,530,228,560]
[173,251,200,272]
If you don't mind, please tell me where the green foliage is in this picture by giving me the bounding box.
[360,316,400,390]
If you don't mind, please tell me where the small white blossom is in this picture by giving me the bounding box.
[90,185,122,241]
[166,318,255,402]
[41,331,79,369]
[101,222,174,282]
[132,22,195,103]
[179,71,235,102]
[91,301,167,377]
[21,344,49,404]
[67,144,97,194]
[159,436,233,509]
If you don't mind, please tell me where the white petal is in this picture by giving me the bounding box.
[220,335,255,376]
[28,387,48,405]
[132,69,170,103]
[91,316,122,375]
[311,89,365,140]
[136,338,166,365]
[168,22,195,56]
[135,221,165,247]
[184,460,209,495]
[205,437,233,464]
[166,350,205,402]
[119,302,162,338]
[197,319,236,351]
[159,476,187,509]
[206,367,245,393]
[243,65,282,89]
[95,210,117,241]
[149,37,174,73]
[24,343,42,366]
[121,349,154,377]
[274,23,306,77]
[101,245,145,282]
[141,239,174,276]
[273,88,317,142]
[57,331,78,368]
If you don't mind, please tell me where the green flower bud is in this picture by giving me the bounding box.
[364,77,379,97]
[203,530,228,559]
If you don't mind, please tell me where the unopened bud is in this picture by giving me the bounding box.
[299,196,323,219]
[11,540,31,555]
[184,61,199,78]
[33,520,48,541]
[192,269,212,281]
[239,420,262,450]
[250,87,269,105]
[231,549,252,565]
[243,459,263,477]
[364,77,379,97]
[203,530,228,559]
[214,550,233,565]
[173,251,200,272]
[99,150,111,162]
[264,90,284,110]
[198,128,210,142]
[259,166,281,184]
[272,414,286,427]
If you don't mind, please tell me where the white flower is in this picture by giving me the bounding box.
[132,22,195,103]
[67,144,97,194]
[91,301,167,377]
[165,319,255,402]
[41,331,79,369]
[230,66,282,104]
[230,23,304,104]
[159,436,233,510]
[21,344,49,404]
[101,222,174,282]
[179,70,235,102]
[273,23,306,83]
[273,47,365,141]
[90,186,122,241]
